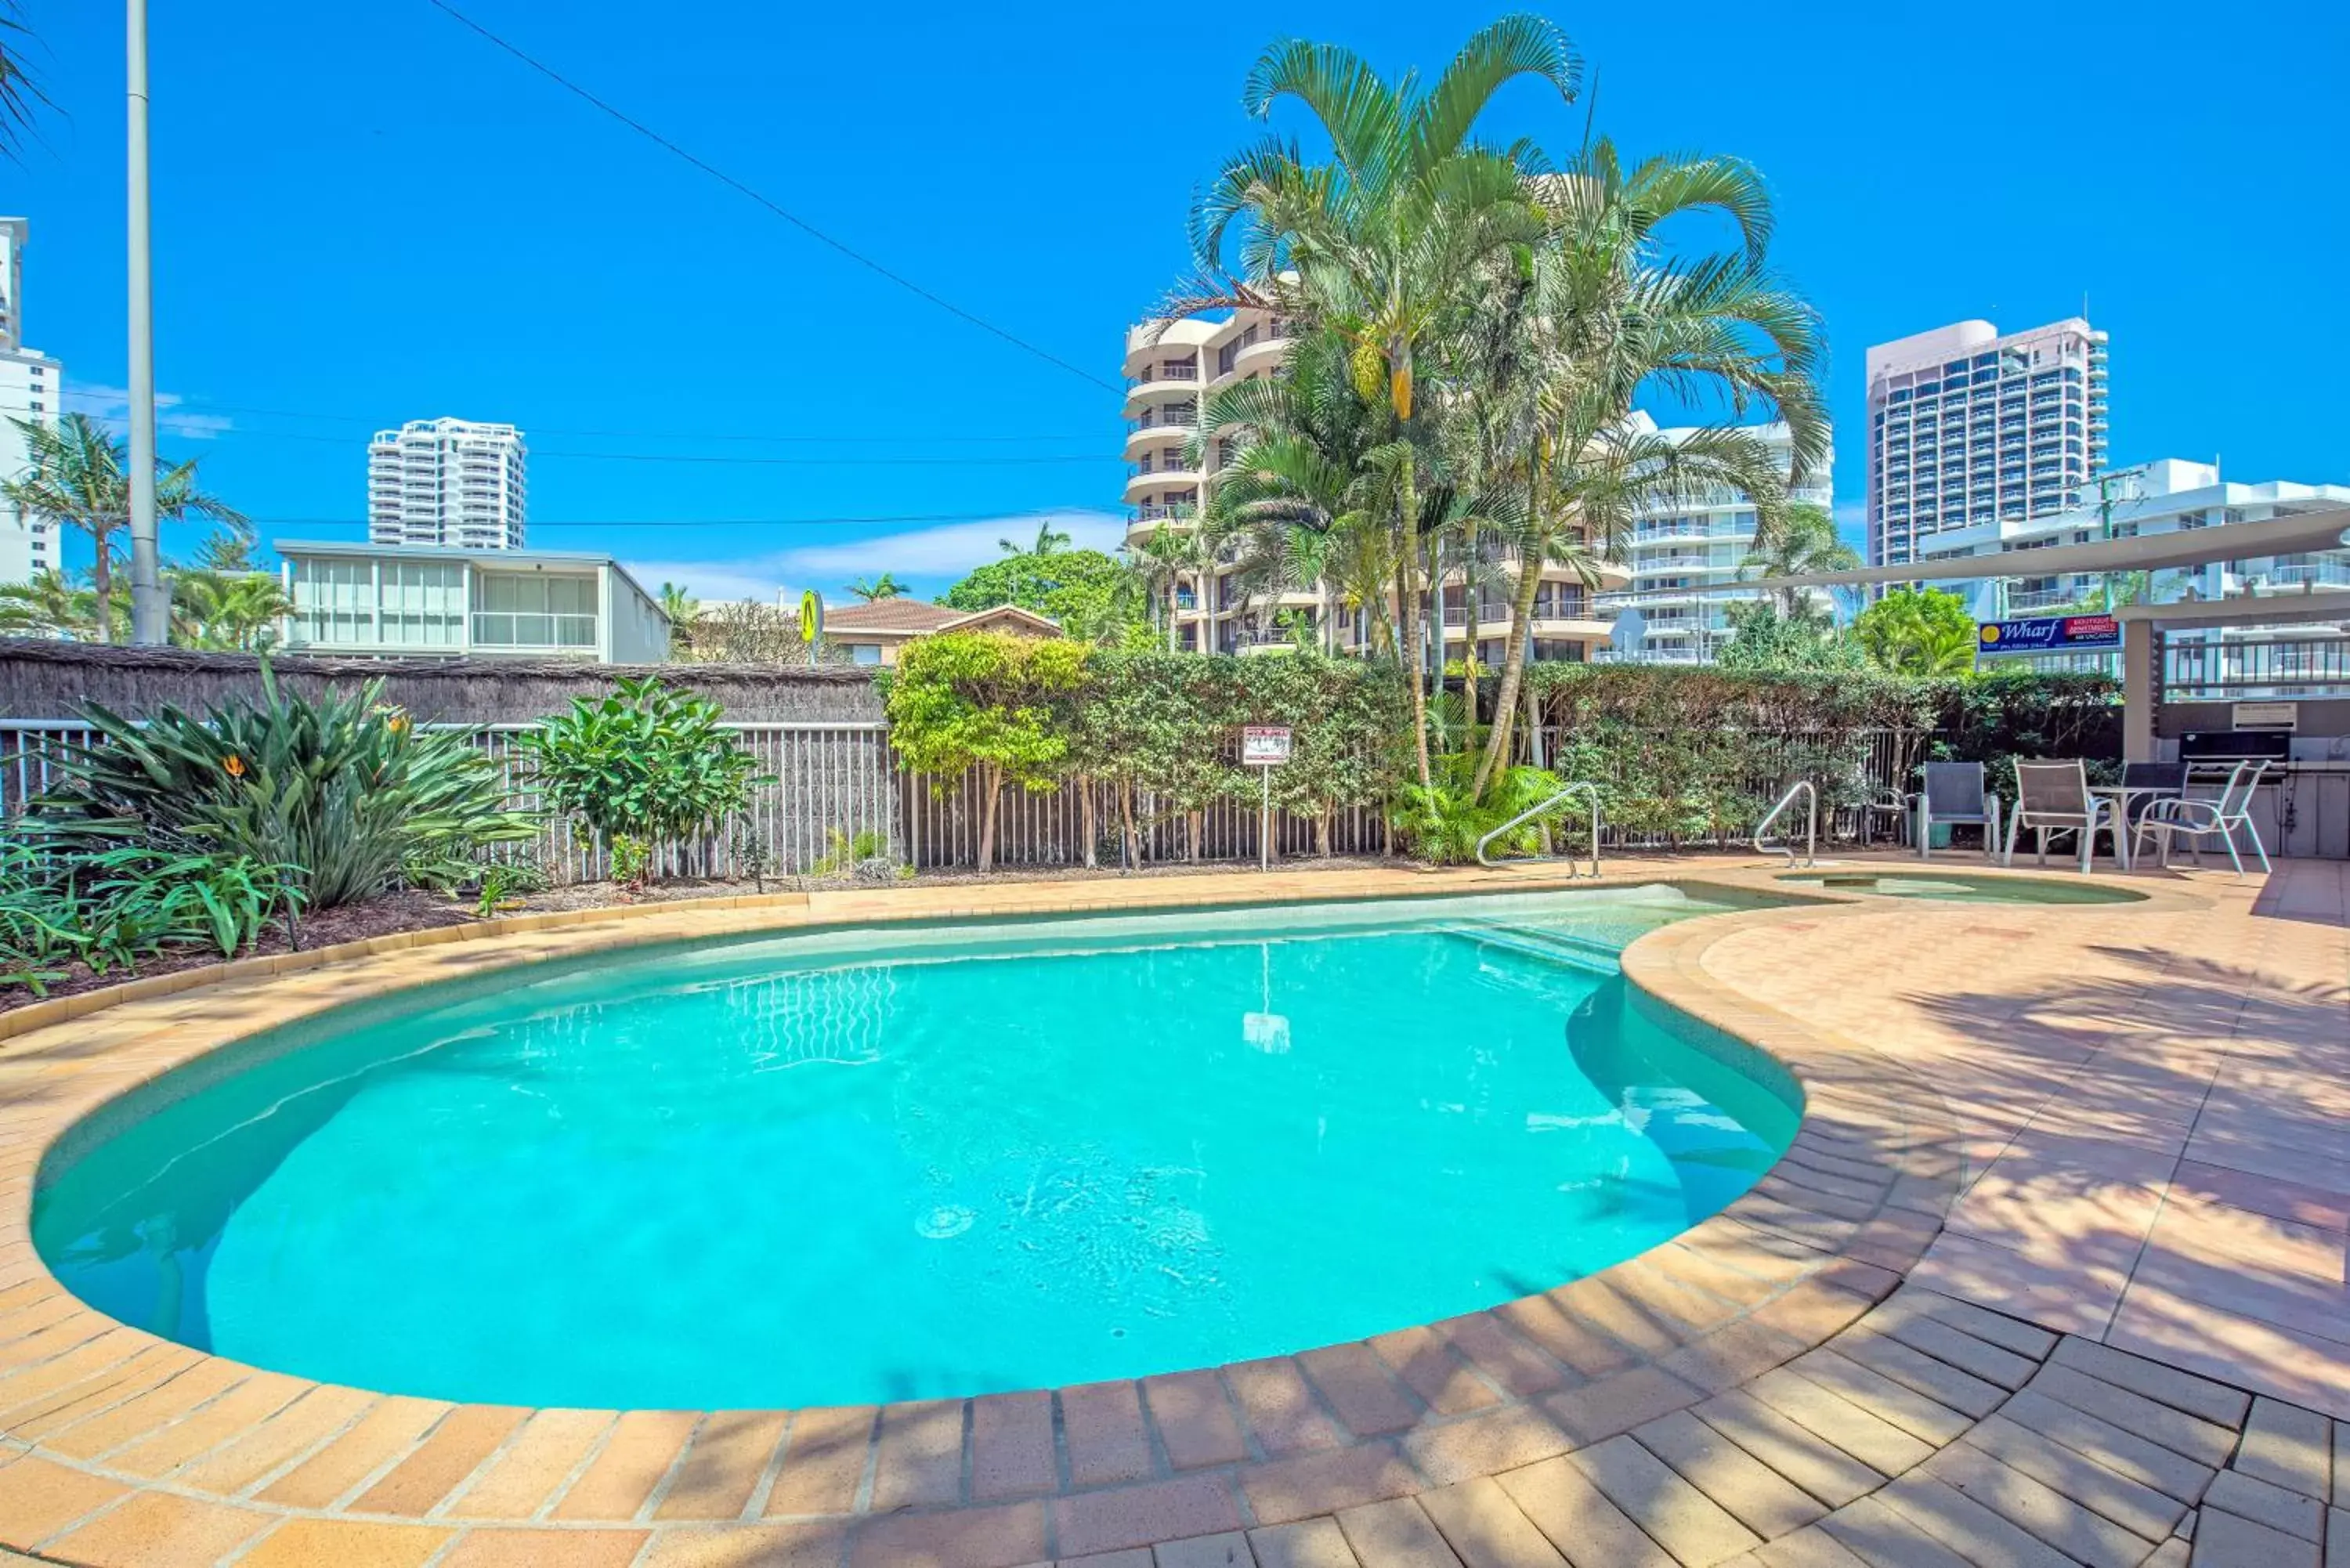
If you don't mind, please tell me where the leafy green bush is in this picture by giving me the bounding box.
[1390,753,1565,865]
[518,676,766,880]
[474,855,548,918]
[0,837,303,993]
[884,632,1094,871]
[40,663,538,909]
[812,827,889,876]
[607,833,652,891]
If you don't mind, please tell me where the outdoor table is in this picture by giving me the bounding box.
[2087,783,2158,870]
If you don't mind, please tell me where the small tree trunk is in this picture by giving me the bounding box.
[1316,805,1332,857]
[1119,779,1139,869]
[1080,779,1097,869]
[1188,809,1204,863]
[977,765,1003,873]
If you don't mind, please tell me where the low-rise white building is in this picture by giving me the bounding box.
[1915,459,2350,619]
[0,217,63,586]
[275,540,669,663]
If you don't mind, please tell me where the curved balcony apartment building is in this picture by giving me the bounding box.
[1609,416,1835,666]
[1121,307,1624,662]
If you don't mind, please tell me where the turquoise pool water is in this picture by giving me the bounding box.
[34,887,1799,1409]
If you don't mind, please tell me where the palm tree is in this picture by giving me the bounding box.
[1135,520,1226,652]
[1854,587,1977,676]
[0,567,101,639]
[1174,16,1584,788]
[1000,521,1072,558]
[847,573,904,602]
[169,567,291,651]
[1456,141,1827,796]
[1195,327,1383,655]
[0,4,50,161]
[1742,502,1857,619]
[1,414,246,643]
[656,581,700,623]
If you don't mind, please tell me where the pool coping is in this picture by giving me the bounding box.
[0,857,2215,1566]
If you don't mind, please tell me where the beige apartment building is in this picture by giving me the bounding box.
[1121,305,1625,663]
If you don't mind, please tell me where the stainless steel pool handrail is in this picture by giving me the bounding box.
[1755,780,1818,867]
[1476,780,1603,877]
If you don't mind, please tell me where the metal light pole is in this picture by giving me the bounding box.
[125,0,165,645]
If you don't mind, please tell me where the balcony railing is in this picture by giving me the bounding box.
[1128,407,1198,432]
[1130,360,1199,388]
[1133,503,1189,524]
[2163,637,2350,699]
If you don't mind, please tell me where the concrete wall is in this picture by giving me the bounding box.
[602,567,674,666]
[0,640,884,725]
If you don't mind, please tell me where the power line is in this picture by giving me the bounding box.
[50,390,1105,449]
[425,0,1118,394]
[42,416,1116,468]
[252,508,1124,531]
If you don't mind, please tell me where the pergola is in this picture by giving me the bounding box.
[1738,502,2350,762]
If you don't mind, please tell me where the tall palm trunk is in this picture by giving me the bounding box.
[1473,547,1547,797]
[89,521,117,644]
[1474,458,1552,798]
[1394,410,1431,788]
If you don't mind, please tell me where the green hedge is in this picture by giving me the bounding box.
[885,634,2120,857]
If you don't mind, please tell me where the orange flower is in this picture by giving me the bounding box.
[224,754,246,779]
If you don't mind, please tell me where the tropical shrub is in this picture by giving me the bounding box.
[0,837,304,992]
[518,676,768,878]
[1391,753,1567,865]
[883,631,1094,871]
[474,855,548,917]
[37,664,538,909]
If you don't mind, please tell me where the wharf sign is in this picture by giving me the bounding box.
[1975,614,2121,658]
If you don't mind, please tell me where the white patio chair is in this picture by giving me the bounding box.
[2004,760,2125,873]
[2132,760,2273,878]
[1912,762,2002,862]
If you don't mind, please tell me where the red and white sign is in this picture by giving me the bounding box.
[1242,725,1292,766]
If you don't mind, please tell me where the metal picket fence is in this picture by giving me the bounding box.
[2,713,1912,877]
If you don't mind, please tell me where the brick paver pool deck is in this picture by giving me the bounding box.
[0,854,2342,1567]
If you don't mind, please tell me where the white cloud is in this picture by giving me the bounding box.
[66,381,233,441]
[624,508,1128,606]
[624,560,801,608]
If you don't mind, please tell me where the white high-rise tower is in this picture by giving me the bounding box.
[1864,317,2109,569]
[367,417,528,550]
[0,218,67,585]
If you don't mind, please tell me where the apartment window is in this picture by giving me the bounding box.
[290,558,374,645]
[472,573,597,649]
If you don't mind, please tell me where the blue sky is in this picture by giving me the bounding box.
[4,1,2345,602]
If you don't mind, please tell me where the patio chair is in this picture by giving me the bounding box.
[2004,760,2125,873]
[1912,762,2002,861]
[2118,761,2189,829]
[2133,760,2273,877]
[1860,785,1911,850]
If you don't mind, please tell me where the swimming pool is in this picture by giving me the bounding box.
[1781,870,2143,905]
[34,886,1800,1410]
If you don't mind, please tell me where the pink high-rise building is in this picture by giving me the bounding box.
[1864,318,2110,568]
